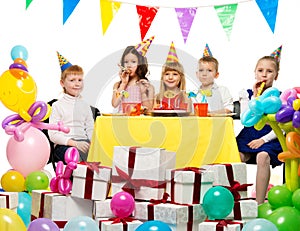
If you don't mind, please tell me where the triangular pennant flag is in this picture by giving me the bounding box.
[134,36,155,57]
[203,43,213,57]
[166,42,179,63]
[100,0,121,35]
[270,45,282,62]
[63,0,80,24]
[26,0,33,9]
[256,0,278,33]
[214,4,238,41]
[136,6,159,40]
[175,8,197,44]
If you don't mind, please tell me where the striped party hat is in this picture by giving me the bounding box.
[203,43,213,57]
[270,45,282,62]
[166,41,179,63]
[57,51,72,72]
[134,36,155,57]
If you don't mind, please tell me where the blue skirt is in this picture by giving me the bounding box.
[236,126,283,167]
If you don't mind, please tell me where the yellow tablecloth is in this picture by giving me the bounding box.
[87,116,241,167]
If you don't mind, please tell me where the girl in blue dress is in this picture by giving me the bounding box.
[236,55,283,204]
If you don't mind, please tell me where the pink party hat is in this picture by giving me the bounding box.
[166,41,179,63]
[57,51,72,72]
[203,43,213,57]
[270,45,282,62]
[134,36,155,57]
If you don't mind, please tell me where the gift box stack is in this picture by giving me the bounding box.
[198,163,258,230]
[0,192,18,212]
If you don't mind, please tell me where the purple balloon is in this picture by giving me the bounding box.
[28,218,60,231]
[287,96,297,106]
[275,105,294,123]
[293,111,300,128]
[9,63,28,72]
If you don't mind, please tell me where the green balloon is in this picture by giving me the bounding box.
[267,206,300,231]
[258,202,274,219]
[292,189,300,210]
[24,171,49,192]
[268,185,293,209]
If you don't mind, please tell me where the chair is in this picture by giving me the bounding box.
[42,99,100,171]
[232,100,240,120]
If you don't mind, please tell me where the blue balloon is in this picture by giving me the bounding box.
[63,216,99,231]
[136,220,171,231]
[17,192,32,227]
[242,218,278,231]
[241,110,262,127]
[11,45,28,61]
[259,87,280,100]
[202,186,234,220]
[262,96,282,114]
[248,100,264,114]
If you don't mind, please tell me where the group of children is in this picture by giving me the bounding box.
[49,38,283,205]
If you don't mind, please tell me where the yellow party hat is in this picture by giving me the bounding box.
[166,41,179,63]
[203,43,213,57]
[134,36,155,57]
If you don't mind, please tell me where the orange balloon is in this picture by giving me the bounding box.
[13,58,28,68]
[0,170,25,192]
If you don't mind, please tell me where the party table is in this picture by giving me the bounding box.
[87,116,241,167]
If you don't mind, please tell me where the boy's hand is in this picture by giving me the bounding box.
[75,141,90,153]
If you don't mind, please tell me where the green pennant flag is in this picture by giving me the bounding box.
[26,0,33,9]
[214,4,238,41]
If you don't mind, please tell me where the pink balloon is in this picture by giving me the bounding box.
[110,191,135,218]
[6,126,50,177]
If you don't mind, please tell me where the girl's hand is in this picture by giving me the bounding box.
[253,81,267,97]
[247,139,265,149]
[118,64,130,85]
[137,79,150,94]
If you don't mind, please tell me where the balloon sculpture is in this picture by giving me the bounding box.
[0,45,70,177]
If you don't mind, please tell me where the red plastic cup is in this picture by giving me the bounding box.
[193,103,208,117]
[122,102,141,116]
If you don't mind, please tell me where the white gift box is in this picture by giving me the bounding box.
[0,192,18,211]
[226,200,257,220]
[201,163,249,199]
[72,163,112,200]
[31,190,93,221]
[93,199,115,218]
[112,146,176,200]
[96,218,143,231]
[134,202,207,224]
[199,220,245,231]
[165,168,214,204]
[168,220,202,231]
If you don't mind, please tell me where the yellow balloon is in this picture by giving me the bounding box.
[293,99,300,111]
[0,170,25,192]
[0,208,27,231]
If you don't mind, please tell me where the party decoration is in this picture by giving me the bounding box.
[0,208,27,231]
[270,45,282,62]
[57,51,72,72]
[214,4,238,40]
[50,147,79,194]
[257,202,274,219]
[136,220,171,231]
[63,216,99,231]
[255,0,279,33]
[166,41,179,63]
[100,0,121,35]
[203,43,213,57]
[24,171,49,192]
[26,0,33,10]
[11,45,28,61]
[202,186,234,220]
[110,191,135,218]
[17,192,32,227]
[136,6,158,40]
[6,126,50,177]
[27,218,60,231]
[242,218,278,231]
[267,206,300,231]
[175,8,197,43]
[134,35,155,57]
[63,0,80,24]
[267,185,293,209]
[0,170,25,192]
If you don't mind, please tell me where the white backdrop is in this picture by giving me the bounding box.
[0,0,299,178]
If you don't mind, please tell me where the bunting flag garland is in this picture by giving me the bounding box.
[136,5,159,40]
[26,0,33,9]
[214,4,238,40]
[100,0,121,35]
[255,0,278,33]
[63,0,81,24]
[175,8,198,44]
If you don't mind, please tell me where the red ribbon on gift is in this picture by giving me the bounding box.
[0,194,10,208]
[79,162,112,199]
[38,191,58,218]
[205,219,244,231]
[112,147,166,198]
[223,164,252,201]
[170,167,205,204]
[99,217,135,231]
[147,192,170,220]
